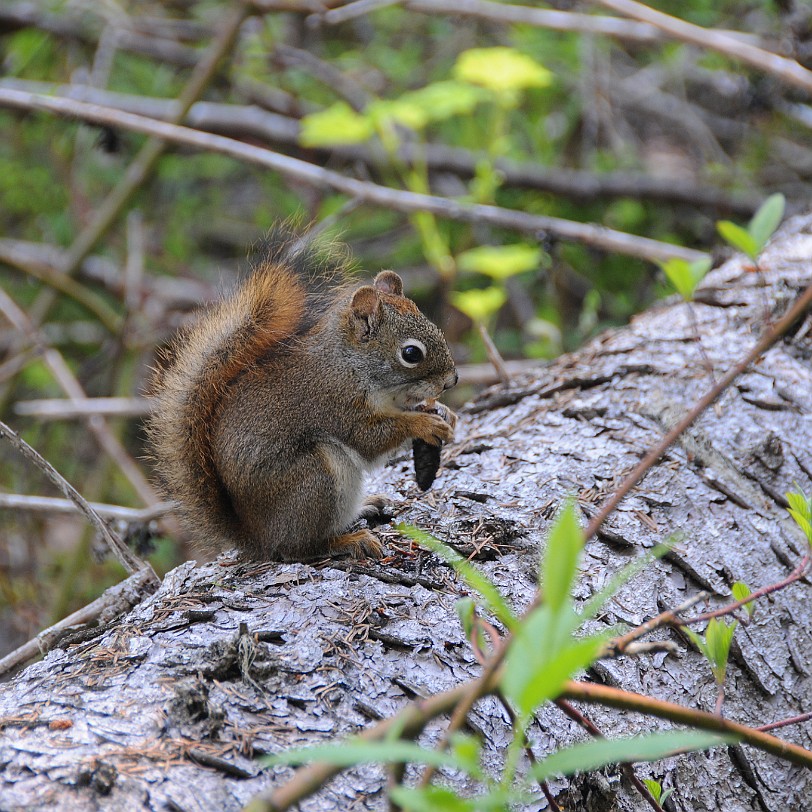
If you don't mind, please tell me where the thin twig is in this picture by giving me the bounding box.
[0,419,149,575]
[555,699,664,812]
[756,711,812,733]
[476,322,511,386]
[561,679,812,768]
[316,0,402,25]
[257,275,812,809]
[0,77,761,215]
[0,346,41,385]
[595,0,812,95]
[14,396,154,420]
[311,0,761,46]
[0,493,175,522]
[606,592,709,656]
[583,279,812,541]
[686,553,810,626]
[0,88,706,266]
[245,666,502,812]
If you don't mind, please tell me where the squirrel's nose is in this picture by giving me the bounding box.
[443,369,458,390]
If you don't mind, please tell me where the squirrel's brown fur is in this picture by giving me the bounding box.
[147,229,457,561]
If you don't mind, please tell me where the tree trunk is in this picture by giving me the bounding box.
[1,215,811,812]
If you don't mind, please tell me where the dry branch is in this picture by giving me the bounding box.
[0,77,761,214]
[595,0,812,95]
[0,88,706,265]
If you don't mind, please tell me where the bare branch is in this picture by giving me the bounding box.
[0,88,706,264]
[0,78,759,214]
[0,493,174,522]
[0,287,159,505]
[311,0,763,46]
[595,0,812,96]
[14,397,154,419]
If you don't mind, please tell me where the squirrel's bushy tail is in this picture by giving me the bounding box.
[146,229,348,547]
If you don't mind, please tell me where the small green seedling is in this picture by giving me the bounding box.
[643,778,675,806]
[786,488,812,545]
[659,256,712,301]
[684,617,737,686]
[717,193,785,262]
[731,580,755,618]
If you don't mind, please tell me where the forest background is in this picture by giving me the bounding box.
[0,0,810,658]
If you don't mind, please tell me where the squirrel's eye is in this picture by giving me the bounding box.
[399,340,426,368]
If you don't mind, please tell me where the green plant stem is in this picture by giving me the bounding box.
[561,681,812,768]
[687,553,810,625]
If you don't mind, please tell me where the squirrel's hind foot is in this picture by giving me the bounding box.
[329,529,384,559]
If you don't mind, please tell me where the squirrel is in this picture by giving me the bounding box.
[147,229,458,562]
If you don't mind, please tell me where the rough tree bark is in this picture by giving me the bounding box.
[1,215,811,812]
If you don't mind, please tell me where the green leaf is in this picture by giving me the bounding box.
[457,244,542,281]
[717,220,758,260]
[455,597,477,639]
[542,502,584,614]
[389,786,524,812]
[450,286,507,322]
[263,739,465,770]
[454,47,553,93]
[532,730,735,782]
[388,786,474,812]
[643,778,663,803]
[300,102,374,147]
[503,605,607,718]
[384,81,485,128]
[748,193,785,252]
[368,98,428,131]
[398,524,518,631]
[682,626,709,662]
[786,490,812,544]
[659,256,712,301]
[449,733,484,779]
[704,618,737,683]
[731,581,754,617]
[687,619,737,684]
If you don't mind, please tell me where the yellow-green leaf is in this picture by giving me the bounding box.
[659,256,712,301]
[450,286,507,322]
[454,47,553,93]
[458,244,542,280]
[748,193,785,251]
[717,220,758,260]
[300,102,374,147]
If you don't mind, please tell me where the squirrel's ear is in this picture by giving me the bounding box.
[373,271,403,297]
[350,286,382,340]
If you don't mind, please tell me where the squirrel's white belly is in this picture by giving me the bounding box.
[319,442,369,532]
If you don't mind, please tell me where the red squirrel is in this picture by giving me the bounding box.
[147,230,457,561]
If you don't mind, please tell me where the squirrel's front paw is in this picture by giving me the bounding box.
[328,529,384,559]
[411,411,454,446]
[359,493,396,526]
